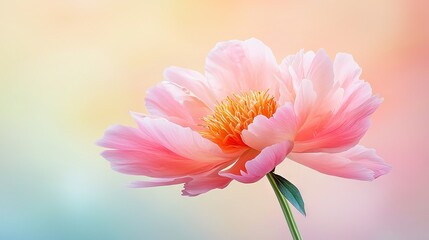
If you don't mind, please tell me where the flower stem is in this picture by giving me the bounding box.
[267,172,302,240]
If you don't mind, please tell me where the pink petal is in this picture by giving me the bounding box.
[163,66,216,107]
[131,163,233,197]
[131,177,192,188]
[280,50,316,93]
[333,53,362,88]
[281,49,307,83]
[283,50,383,153]
[131,114,239,161]
[145,81,211,130]
[293,91,382,153]
[205,38,281,101]
[97,124,152,151]
[289,145,391,180]
[220,141,293,183]
[336,78,377,116]
[293,78,317,126]
[97,116,235,178]
[182,163,234,196]
[241,104,297,151]
[305,49,334,98]
[286,50,336,131]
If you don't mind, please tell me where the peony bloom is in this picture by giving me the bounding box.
[98,38,390,196]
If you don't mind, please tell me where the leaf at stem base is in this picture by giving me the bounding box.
[272,172,306,216]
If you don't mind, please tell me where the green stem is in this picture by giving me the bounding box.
[267,172,302,240]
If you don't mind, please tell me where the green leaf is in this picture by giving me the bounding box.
[272,173,306,216]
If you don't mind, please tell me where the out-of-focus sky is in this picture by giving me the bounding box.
[1,1,428,239]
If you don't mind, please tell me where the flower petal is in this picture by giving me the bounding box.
[293,88,382,153]
[306,49,334,98]
[130,177,192,188]
[285,50,383,153]
[289,145,391,180]
[220,141,293,183]
[293,78,317,126]
[181,164,233,196]
[241,104,297,151]
[333,53,362,88]
[164,66,216,107]
[97,115,235,178]
[205,38,280,100]
[131,163,233,197]
[145,81,211,130]
[284,50,336,129]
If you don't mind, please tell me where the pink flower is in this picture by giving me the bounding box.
[98,38,391,196]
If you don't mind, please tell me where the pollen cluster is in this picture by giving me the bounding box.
[200,90,277,148]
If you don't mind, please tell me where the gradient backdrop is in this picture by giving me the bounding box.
[1,1,428,239]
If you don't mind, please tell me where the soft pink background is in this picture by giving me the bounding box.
[1,1,428,239]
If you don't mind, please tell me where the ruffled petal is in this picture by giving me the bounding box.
[293,78,317,127]
[181,163,233,196]
[241,104,297,151]
[280,49,307,84]
[163,66,216,107]
[333,53,362,88]
[220,141,293,183]
[97,116,236,178]
[145,81,211,130]
[305,49,334,98]
[205,38,281,101]
[293,86,382,153]
[131,163,233,197]
[289,145,391,180]
[281,50,382,153]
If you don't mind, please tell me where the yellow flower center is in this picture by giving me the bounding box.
[200,90,277,149]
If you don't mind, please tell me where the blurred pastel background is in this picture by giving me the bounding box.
[1,0,428,239]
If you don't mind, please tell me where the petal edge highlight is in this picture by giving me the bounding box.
[289,145,391,181]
